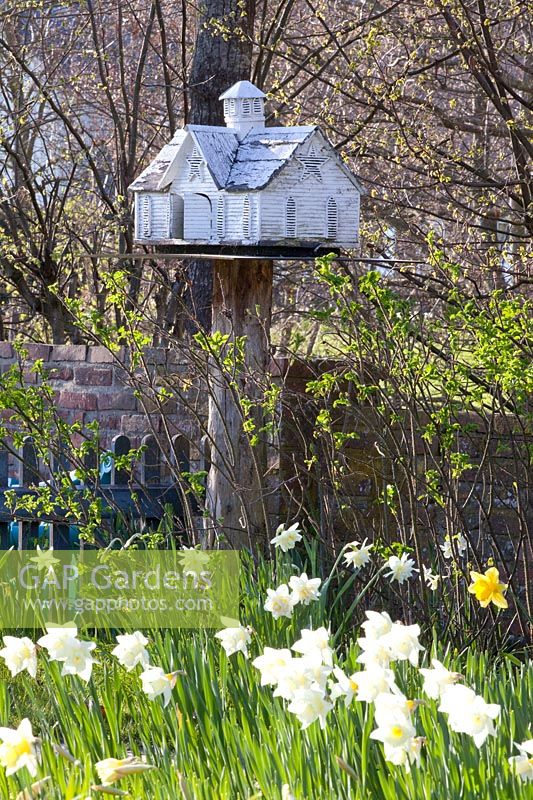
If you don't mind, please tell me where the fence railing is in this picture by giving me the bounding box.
[0,433,190,549]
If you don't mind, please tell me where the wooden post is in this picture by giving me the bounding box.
[206,259,273,549]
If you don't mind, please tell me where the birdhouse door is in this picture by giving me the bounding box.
[184,193,213,241]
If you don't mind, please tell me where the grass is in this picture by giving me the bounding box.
[0,552,531,799]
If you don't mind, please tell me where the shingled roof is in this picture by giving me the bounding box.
[129,124,363,193]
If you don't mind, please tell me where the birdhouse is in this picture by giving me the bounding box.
[129,80,363,256]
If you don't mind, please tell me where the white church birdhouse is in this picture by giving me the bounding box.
[129,81,363,256]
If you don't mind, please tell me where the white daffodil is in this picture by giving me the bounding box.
[291,627,333,666]
[60,639,97,682]
[383,736,425,772]
[252,647,293,686]
[270,522,303,552]
[440,533,467,560]
[289,573,321,606]
[274,653,331,701]
[508,739,533,782]
[373,692,420,727]
[95,756,156,785]
[419,658,462,699]
[381,622,425,667]
[360,610,394,640]
[0,718,38,777]
[37,626,78,662]
[281,785,297,800]
[353,666,398,703]
[343,539,372,571]
[112,632,150,671]
[356,636,391,668]
[370,716,417,749]
[385,553,418,584]
[329,667,360,707]
[264,584,295,619]
[423,565,440,591]
[140,667,179,707]
[438,684,500,746]
[287,685,333,730]
[0,636,37,679]
[215,625,251,658]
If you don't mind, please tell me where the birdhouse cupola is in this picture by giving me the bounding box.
[219,80,266,140]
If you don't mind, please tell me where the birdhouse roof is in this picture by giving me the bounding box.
[219,80,266,100]
[129,125,364,194]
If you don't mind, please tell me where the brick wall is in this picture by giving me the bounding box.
[0,343,200,455]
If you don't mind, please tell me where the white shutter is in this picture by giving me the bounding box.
[216,196,225,240]
[286,197,296,238]
[243,195,250,239]
[326,197,337,239]
[140,195,151,238]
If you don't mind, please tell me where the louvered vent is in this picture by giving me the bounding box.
[165,195,171,237]
[217,196,225,240]
[286,197,296,237]
[242,99,251,114]
[140,195,151,238]
[326,197,337,239]
[243,195,250,238]
[253,98,262,113]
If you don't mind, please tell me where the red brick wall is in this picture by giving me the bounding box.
[0,343,198,453]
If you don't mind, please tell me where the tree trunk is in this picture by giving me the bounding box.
[185,0,256,332]
[206,259,273,549]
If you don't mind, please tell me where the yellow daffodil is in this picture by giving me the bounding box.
[468,567,508,609]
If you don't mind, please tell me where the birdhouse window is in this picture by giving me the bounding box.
[252,98,262,114]
[326,197,337,239]
[216,196,225,239]
[242,99,251,115]
[140,195,151,238]
[285,197,296,238]
[187,147,203,180]
[243,195,250,238]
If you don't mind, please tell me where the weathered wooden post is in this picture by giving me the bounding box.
[206,258,273,548]
[129,79,363,548]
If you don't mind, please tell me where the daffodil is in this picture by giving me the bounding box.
[291,627,333,666]
[381,622,425,667]
[329,667,360,707]
[0,718,38,777]
[508,739,533,782]
[264,584,295,619]
[419,658,462,699]
[0,636,37,678]
[37,626,79,661]
[287,685,333,729]
[438,684,500,746]
[288,573,321,606]
[112,632,150,671]
[95,756,156,785]
[440,533,467,560]
[140,667,180,707]
[385,553,418,584]
[215,625,252,657]
[468,567,508,609]
[252,647,293,686]
[422,565,440,591]
[270,522,303,552]
[360,610,393,640]
[343,539,372,571]
[60,638,97,682]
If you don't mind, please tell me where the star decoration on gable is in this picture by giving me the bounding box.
[187,147,204,180]
[297,144,329,181]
